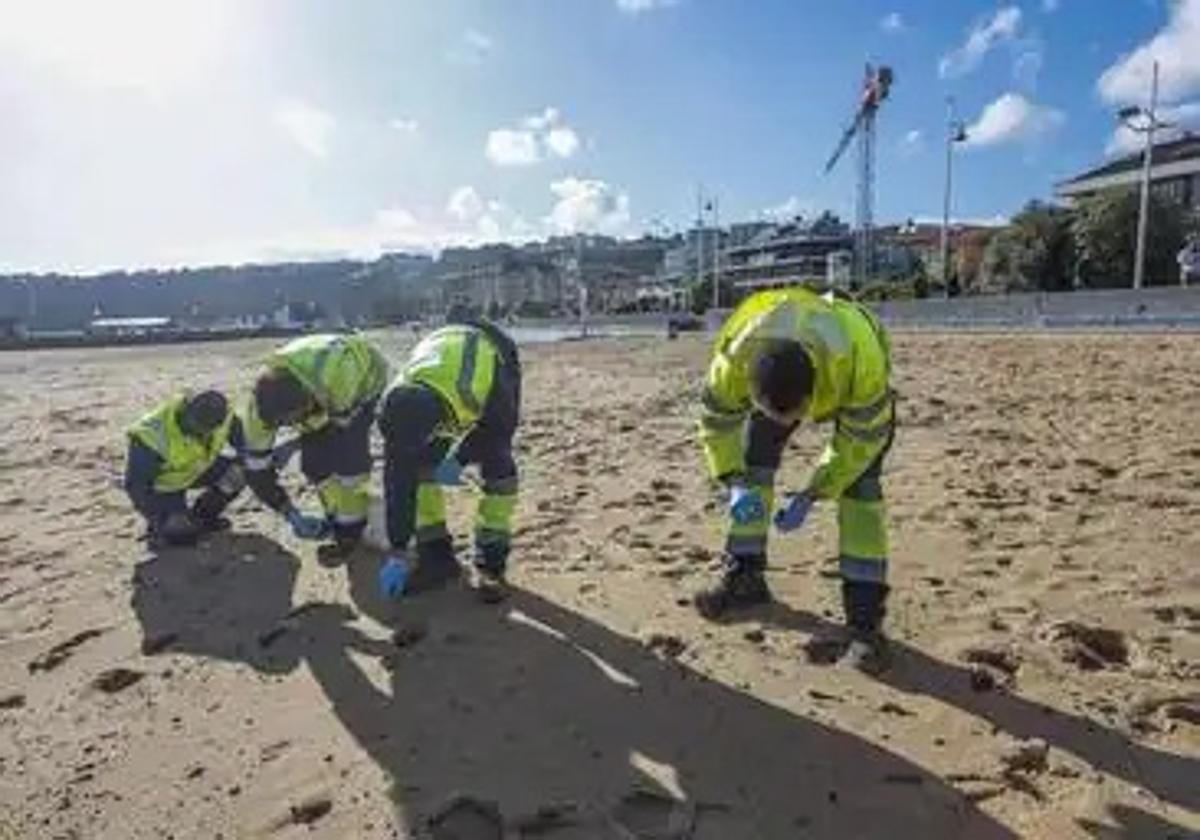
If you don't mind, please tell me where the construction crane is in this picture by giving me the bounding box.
[824,64,894,290]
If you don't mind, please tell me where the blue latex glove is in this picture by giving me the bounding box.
[774,492,814,533]
[286,508,329,541]
[378,554,410,599]
[728,484,766,525]
[431,455,465,487]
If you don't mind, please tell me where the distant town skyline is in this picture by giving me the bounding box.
[1,0,1198,273]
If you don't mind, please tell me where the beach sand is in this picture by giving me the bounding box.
[1,331,1197,839]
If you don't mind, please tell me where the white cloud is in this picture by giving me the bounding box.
[250,198,544,262]
[0,0,234,94]
[962,92,1065,148]
[446,186,485,222]
[485,108,582,166]
[443,187,537,242]
[1042,0,1060,11]
[476,214,503,241]
[252,206,438,263]
[880,12,906,33]
[447,28,494,65]
[1106,101,1200,155]
[375,207,417,230]
[939,6,1023,78]
[1013,48,1044,90]
[274,100,335,160]
[478,200,536,242]
[899,129,925,156]
[762,196,814,222]
[616,0,677,14]
[1098,0,1200,106]
[523,107,560,131]
[546,177,630,234]
[485,129,540,166]
[545,126,581,158]
[389,117,419,134]
[464,29,493,51]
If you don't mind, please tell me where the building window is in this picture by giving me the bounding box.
[1153,178,1184,204]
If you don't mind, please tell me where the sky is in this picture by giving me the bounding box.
[1,0,1199,273]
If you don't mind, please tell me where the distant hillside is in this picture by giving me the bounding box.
[0,253,433,330]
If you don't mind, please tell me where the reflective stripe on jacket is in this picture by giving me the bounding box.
[389,326,500,434]
[699,288,893,499]
[242,332,389,454]
[128,394,234,493]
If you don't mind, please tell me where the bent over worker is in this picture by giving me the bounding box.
[241,333,388,554]
[695,287,895,672]
[376,314,521,603]
[125,390,245,547]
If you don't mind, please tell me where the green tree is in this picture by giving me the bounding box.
[688,274,735,314]
[1074,187,1186,288]
[370,295,421,324]
[980,201,1075,293]
[956,228,996,294]
[1184,208,1200,241]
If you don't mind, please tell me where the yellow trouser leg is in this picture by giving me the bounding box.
[725,480,775,560]
[413,481,449,546]
[317,474,370,537]
[837,496,889,584]
[475,477,517,571]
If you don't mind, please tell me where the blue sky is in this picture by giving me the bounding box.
[1,0,1198,272]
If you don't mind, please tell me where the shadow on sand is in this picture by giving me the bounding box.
[131,531,304,674]
[282,559,1015,839]
[1076,803,1197,840]
[129,536,1196,838]
[747,600,1199,815]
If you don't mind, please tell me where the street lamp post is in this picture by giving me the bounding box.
[573,232,587,338]
[941,97,968,298]
[695,185,704,313]
[1134,62,1159,291]
[1118,61,1170,291]
[711,195,721,312]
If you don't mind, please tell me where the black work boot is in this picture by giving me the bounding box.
[190,491,233,535]
[317,522,366,567]
[471,544,510,604]
[840,580,891,675]
[406,538,461,593]
[694,555,772,620]
[151,512,203,548]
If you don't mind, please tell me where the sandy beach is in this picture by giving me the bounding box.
[0,331,1197,839]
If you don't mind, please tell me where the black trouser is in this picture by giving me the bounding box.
[299,402,376,543]
[734,411,892,577]
[381,356,520,572]
[736,412,893,631]
[458,359,521,571]
[124,444,244,530]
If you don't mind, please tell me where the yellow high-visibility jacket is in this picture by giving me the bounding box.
[699,288,893,499]
[389,325,500,436]
[128,394,235,492]
[241,333,389,455]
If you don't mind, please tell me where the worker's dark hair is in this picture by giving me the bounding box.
[751,340,815,416]
[179,390,228,436]
[254,369,310,427]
